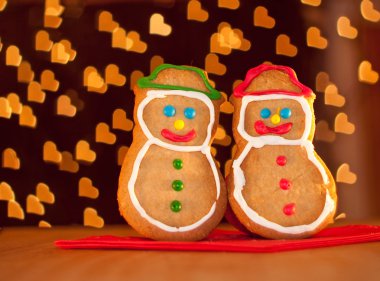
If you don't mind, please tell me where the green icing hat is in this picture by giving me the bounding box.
[137,64,221,100]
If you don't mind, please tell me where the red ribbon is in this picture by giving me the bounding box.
[55,225,380,253]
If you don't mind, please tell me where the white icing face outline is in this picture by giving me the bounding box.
[138,90,214,151]
[237,94,312,148]
[129,89,221,232]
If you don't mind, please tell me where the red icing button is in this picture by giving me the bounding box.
[283,203,296,216]
[279,178,291,190]
[276,155,287,166]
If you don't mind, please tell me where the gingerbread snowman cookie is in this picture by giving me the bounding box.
[228,64,337,239]
[118,64,227,241]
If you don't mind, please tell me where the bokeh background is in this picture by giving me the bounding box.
[1,0,379,228]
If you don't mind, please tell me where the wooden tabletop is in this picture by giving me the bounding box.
[1,223,380,281]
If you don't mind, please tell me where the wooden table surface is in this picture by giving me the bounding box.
[1,223,380,281]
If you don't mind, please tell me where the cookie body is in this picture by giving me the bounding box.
[118,64,226,241]
[228,64,337,239]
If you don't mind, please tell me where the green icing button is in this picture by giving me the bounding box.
[170,200,182,213]
[172,159,183,170]
[172,180,184,191]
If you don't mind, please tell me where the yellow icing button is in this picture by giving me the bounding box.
[271,114,281,125]
[174,119,185,130]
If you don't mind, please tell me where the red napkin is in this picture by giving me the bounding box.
[55,224,380,253]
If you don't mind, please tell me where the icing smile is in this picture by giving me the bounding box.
[254,120,293,135]
[161,129,197,142]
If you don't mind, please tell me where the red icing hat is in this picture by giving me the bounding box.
[233,64,312,98]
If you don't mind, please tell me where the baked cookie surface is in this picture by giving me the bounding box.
[118,64,226,241]
[228,64,337,239]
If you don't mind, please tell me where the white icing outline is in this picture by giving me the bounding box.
[232,94,335,235]
[237,95,312,147]
[137,90,213,152]
[128,90,220,232]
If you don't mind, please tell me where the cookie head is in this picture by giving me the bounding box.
[243,97,307,140]
[234,64,314,142]
[139,91,213,146]
[161,100,198,143]
[136,64,222,148]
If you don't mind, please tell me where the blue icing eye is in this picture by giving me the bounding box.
[280,108,292,119]
[184,107,196,119]
[163,105,176,117]
[260,108,271,119]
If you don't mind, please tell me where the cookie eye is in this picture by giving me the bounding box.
[280,108,292,119]
[163,105,176,117]
[260,108,271,119]
[184,107,196,119]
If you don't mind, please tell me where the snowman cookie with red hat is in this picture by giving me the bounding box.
[228,64,337,239]
[118,64,227,241]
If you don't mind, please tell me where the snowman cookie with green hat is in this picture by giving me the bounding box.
[118,64,227,241]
